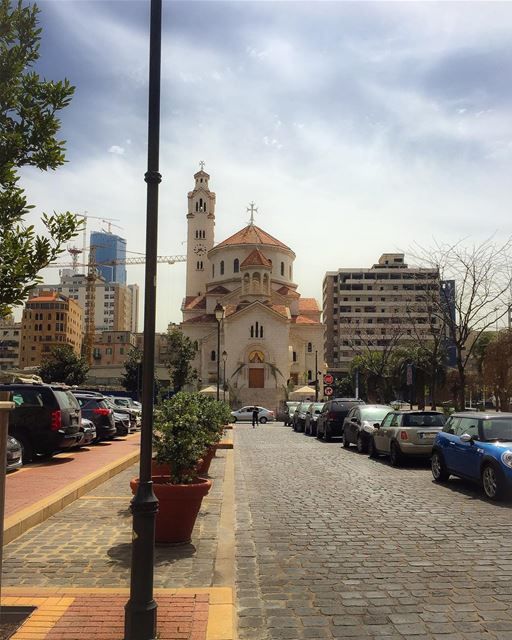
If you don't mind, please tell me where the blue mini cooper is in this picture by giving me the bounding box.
[431,412,512,500]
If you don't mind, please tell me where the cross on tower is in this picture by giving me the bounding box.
[199,160,205,171]
[247,202,258,225]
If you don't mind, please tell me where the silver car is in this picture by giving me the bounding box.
[231,406,275,424]
[369,410,446,466]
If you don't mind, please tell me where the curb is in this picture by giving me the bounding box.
[3,448,140,546]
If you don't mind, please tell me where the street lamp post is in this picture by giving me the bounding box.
[222,351,227,402]
[124,1,161,639]
[314,351,319,401]
[214,303,224,401]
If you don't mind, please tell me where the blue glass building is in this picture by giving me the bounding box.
[90,231,127,285]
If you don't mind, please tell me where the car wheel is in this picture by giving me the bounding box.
[342,431,350,448]
[323,426,331,442]
[356,434,366,454]
[17,436,33,464]
[259,417,267,424]
[389,441,402,467]
[368,437,379,458]
[431,451,450,483]
[232,416,237,423]
[316,425,323,439]
[481,463,506,501]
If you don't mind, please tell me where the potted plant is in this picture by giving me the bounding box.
[195,396,231,476]
[131,392,212,543]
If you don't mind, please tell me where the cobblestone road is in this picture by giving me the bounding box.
[235,423,512,640]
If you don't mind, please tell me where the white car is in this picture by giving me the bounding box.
[231,406,275,424]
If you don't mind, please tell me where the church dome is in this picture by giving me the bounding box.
[214,224,293,253]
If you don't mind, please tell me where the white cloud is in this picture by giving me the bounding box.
[108,145,125,155]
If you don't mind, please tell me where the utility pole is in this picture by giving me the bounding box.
[314,351,319,401]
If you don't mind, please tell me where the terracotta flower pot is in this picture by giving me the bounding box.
[196,445,217,476]
[130,475,212,543]
[151,458,204,478]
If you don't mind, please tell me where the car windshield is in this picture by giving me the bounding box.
[312,403,324,412]
[54,389,80,410]
[402,413,445,427]
[481,418,512,441]
[361,407,390,422]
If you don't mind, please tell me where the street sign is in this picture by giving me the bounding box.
[324,386,333,396]
[323,374,334,385]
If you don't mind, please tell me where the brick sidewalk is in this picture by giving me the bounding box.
[4,587,234,640]
[5,433,141,519]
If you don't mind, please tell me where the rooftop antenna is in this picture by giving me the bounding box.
[247,201,258,225]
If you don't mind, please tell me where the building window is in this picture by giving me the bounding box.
[308,370,312,381]
[307,342,312,352]
[293,351,297,362]
[220,260,224,275]
[211,350,216,361]
[212,264,215,277]
[280,261,285,276]
[234,258,239,273]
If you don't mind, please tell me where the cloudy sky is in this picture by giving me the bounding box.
[22,0,512,331]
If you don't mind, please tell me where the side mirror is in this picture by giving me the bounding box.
[351,417,358,422]
[460,433,474,443]
[373,423,381,429]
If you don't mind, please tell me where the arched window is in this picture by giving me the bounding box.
[289,265,292,279]
[308,370,312,381]
[211,350,216,361]
[234,258,239,273]
[212,264,215,277]
[307,342,312,352]
[280,261,285,276]
[250,326,254,338]
[220,260,224,275]
[260,325,263,338]
[195,201,199,212]
[293,351,297,362]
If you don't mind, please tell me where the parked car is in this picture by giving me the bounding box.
[431,412,512,501]
[304,402,325,436]
[109,396,141,426]
[316,398,365,441]
[76,418,96,448]
[292,401,312,432]
[342,404,393,453]
[0,383,82,462]
[368,410,446,466]
[71,392,117,441]
[230,406,275,424]
[113,411,131,436]
[6,435,22,471]
[104,397,137,432]
[284,402,300,426]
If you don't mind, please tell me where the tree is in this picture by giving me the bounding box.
[38,344,88,385]
[482,331,512,411]
[164,325,198,392]
[0,0,81,319]
[121,347,143,397]
[411,237,512,409]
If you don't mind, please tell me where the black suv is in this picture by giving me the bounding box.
[316,398,365,441]
[72,393,117,441]
[0,383,82,462]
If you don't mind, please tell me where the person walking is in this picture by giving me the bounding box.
[252,407,259,428]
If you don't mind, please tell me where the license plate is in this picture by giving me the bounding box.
[419,432,436,439]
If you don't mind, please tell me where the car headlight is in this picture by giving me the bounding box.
[501,451,512,469]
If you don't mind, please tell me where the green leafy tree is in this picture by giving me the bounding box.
[38,344,88,385]
[121,347,143,396]
[0,0,82,319]
[164,325,198,392]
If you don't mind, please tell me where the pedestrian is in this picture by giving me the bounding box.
[252,407,259,428]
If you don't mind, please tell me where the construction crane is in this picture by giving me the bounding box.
[76,213,121,264]
[47,254,187,269]
[83,245,97,366]
[101,220,123,234]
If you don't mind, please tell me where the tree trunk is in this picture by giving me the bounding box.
[456,357,466,411]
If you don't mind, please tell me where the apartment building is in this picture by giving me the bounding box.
[0,317,21,371]
[323,253,440,374]
[19,292,83,368]
[31,271,138,334]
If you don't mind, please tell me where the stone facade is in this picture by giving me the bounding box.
[180,168,325,410]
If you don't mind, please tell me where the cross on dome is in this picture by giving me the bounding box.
[247,201,258,225]
[199,160,205,171]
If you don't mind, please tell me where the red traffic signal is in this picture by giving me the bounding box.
[323,374,334,385]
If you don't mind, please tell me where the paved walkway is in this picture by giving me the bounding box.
[2,447,235,640]
[235,423,512,640]
[5,433,141,519]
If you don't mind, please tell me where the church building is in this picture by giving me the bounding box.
[180,166,325,409]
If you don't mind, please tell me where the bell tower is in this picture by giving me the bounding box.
[186,162,216,298]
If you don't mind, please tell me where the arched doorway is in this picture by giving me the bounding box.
[248,349,265,388]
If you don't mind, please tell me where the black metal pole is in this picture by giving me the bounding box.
[315,351,318,401]
[216,320,221,401]
[124,1,161,638]
[223,360,226,402]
